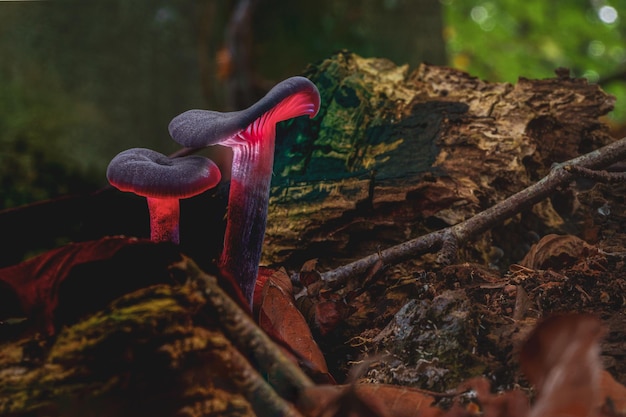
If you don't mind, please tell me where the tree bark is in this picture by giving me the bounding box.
[266,52,615,271]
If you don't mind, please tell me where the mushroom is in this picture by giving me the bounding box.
[168,76,320,306]
[106,148,221,244]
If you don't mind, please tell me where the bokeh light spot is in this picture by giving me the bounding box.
[598,6,618,24]
[588,40,605,57]
[471,6,489,24]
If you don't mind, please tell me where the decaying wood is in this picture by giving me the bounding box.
[169,257,315,399]
[320,136,626,285]
[0,256,312,417]
[267,52,615,272]
[173,258,308,417]
[0,281,255,417]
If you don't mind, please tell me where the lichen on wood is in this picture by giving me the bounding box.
[267,51,615,270]
[0,282,254,417]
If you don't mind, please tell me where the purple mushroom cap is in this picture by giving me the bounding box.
[106,148,221,198]
[167,76,320,148]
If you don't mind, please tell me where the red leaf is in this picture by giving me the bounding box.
[252,266,273,312]
[0,236,180,335]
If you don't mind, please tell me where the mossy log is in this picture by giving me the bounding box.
[0,280,254,417]
[1,251,316,417]
[267,51,614,270]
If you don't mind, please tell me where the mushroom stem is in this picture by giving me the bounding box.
[107,148,221,246]
[146,197,181,244]
[167,77,321,307]
[219,128,275,306]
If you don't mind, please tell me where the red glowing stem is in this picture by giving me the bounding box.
[215,86,320,307]
[146,197,181,244]
[219,127,275,306]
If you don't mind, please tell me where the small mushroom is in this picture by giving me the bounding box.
[168,76,320,306]
[106,148,221,244]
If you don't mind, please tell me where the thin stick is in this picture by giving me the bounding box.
[170,257,314,401]
[227,340,306,417]
[563,165,626,183]
[321,136,626,285]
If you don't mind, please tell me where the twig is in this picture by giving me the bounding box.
[436,229,459,265]
[563,165,626,183]
[320,136,626,285]
[170,257,314,402]
[226,340,306,417]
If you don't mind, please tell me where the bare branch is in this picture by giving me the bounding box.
[563,165,626,183]
[320,136,626,285]
[226,342,306,417]
[170,257,315,402]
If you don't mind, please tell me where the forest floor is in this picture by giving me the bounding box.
[1,52,626,416]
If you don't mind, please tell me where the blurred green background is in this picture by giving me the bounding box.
[1,0,624,209]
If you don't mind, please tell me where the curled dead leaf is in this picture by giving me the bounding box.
[519,234,596,270]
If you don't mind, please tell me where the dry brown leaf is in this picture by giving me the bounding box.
[519,234,596,270]
[299,383,442,417]
[520,313,605,417]
[257,267,329,376]
[598,370,626,415]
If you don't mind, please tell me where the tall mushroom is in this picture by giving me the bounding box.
[168,76,320,306]
[106,148,221,244]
